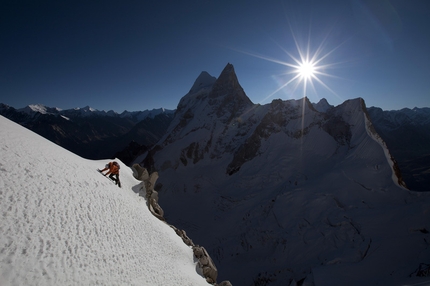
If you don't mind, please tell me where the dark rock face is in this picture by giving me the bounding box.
[208,63,253,122]
[321,115,352,147]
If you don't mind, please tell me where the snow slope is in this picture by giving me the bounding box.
[0,115,207,286]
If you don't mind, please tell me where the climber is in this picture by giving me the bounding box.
[99,162,112,174]
[100,161,121,187]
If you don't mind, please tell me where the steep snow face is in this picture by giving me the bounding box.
[0,115,207,286]
[138,65,430,285]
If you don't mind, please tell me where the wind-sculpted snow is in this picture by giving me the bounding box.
[0,115,207,285]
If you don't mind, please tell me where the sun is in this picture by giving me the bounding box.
[235,26,343,103]
[283,41,331,98]
[297,60,316,80]
[231,26,345,145]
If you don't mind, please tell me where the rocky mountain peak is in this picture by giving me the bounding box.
[209,63,245,99]
[207,63,254,121]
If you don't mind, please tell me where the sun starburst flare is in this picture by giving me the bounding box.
[236,26,346,104]
[297,60,316,80]
[232,26,349,147]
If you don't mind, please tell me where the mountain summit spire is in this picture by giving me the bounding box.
[209,63,245,99]
[208,63,253,120]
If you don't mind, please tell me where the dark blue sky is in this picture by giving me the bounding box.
[1,0,429,112]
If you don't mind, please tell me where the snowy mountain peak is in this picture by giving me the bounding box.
[188,71,217,94]
[27,104,48,114]
[78,105,97,112]
[19,104,62,115]
[68,105,114,117]
[159,63,256,150]
[312,98,333,112]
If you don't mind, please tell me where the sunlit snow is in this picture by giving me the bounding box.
[0,115,207,286]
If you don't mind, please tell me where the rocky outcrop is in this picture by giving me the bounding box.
[193,245,218,284]
[171,226,194,247]
[132,164,231,285]
[132,164,164,220]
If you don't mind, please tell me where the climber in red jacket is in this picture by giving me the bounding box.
[99,161,121,187]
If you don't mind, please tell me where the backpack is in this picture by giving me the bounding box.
[112,161,120,170]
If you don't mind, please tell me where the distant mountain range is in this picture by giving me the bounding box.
[1,63,429,285]
[0,103,175,163]
[366,106,430,192]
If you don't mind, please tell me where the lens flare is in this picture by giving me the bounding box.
[234,25,345,104]
[297,60,316,80]
[232,25,348,147]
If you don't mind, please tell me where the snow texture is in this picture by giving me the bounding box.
[0,115,207,286]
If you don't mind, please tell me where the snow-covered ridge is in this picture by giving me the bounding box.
[19,104,62,115]
[362,103,408,189]
[120,108,175,121]
[0,115,207,285]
